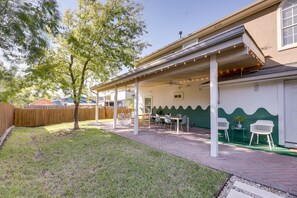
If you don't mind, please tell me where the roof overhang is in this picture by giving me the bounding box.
[137,0,280,65]
[92,26,265,92]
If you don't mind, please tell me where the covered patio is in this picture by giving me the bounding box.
[91,26,266,157]
[93,120,297,196]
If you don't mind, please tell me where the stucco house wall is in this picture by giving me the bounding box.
[139,80,280,144]
[203,4,297,67]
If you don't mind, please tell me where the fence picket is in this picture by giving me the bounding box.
[0,102,15,136]
[13,107,129,127]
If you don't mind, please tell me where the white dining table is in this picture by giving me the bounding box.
[152,115,189,134]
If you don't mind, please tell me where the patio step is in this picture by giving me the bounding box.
[226,181,284,198]
[226,189,253,198]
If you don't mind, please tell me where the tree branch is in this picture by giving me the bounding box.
[0,0,9,15]
[68,55,78,102]
[77,59,90,101]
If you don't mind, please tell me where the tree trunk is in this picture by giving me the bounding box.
[74,102,80,130]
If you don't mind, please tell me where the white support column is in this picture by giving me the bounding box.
[95,91,99,124]
[210,54,219,158]
[113,87,118,129]
[134,79,139,135]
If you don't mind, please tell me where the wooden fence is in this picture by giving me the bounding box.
[0,102,15,136]
[14,107,130,127]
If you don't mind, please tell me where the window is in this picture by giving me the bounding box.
[280,0,297,48]
[105,95,111,101]
[173,92,184,101]
[144,97,152,113]
[104,101,114,106]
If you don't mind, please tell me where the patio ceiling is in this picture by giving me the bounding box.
[91,25,265,92]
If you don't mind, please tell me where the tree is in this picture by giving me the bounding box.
[29,0,147,129]
[0,63,20,102]
[0,0,60,64]
[0,62,57,106]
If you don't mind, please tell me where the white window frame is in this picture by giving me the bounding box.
[277,0,297,51]
[144,97,152,114]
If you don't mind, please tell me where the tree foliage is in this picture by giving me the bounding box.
[0,0,60,63]
[0,63,57,106]
[0,63,20,102]
[29,0,147,129]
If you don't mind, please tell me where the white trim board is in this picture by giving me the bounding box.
[200,70,297,88]
[277,0,297,51]
[277,80,285,146]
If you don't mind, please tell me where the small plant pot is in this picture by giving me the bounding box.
[237,123,242,128]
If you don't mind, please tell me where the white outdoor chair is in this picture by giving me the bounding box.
[179,115,187,132]
[218,118,230,142]
[164,115,175,131]
[155,114,162,127]
[249,120,274,150]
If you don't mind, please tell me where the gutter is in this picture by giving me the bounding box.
[200,70,297,89]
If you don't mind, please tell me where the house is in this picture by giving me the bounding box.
[91,0,297,157]
[99,90,134,107]
[29,98,56,106]
[53,97,97,107]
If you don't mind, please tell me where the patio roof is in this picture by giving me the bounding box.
[91,26,265,92]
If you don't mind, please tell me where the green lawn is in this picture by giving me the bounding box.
[0,121,228,197]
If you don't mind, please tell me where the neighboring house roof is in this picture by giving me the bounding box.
[63,97,96,104]
[137,0,281,65]
[52,97,96,106]
[52,100,62,106]
[29,99,56,106]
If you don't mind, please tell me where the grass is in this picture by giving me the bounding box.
[0,120,228,198]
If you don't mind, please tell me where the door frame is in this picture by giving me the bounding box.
[143,96,153,114]
[283,79,297,148]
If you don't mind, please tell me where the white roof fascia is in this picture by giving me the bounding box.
[200,70,297,89]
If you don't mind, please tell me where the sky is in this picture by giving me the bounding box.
[57,0,257,57]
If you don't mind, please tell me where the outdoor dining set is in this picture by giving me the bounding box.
[151,114,275,150]
[150,114,190,134]
[119,112,275,150]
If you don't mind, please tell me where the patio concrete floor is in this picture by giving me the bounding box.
[93,121,297,196]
